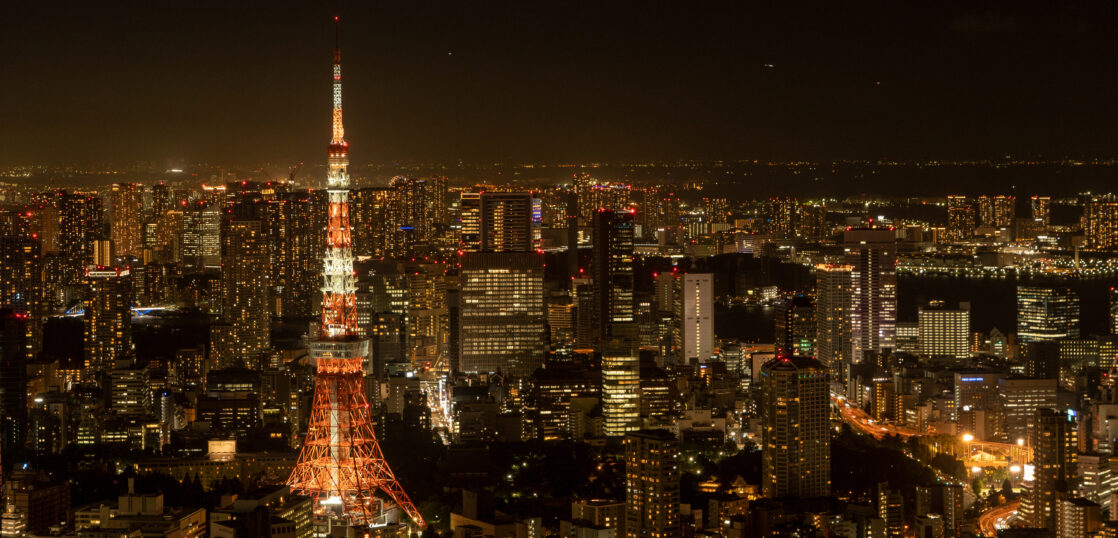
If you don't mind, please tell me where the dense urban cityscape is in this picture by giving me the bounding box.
[5,3,1118,538]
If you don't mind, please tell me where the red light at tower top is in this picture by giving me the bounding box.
[287,17,424,531]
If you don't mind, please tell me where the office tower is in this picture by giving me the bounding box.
[593,209,636,344]
[844,228,897,363]
[287,23,423,529]
[602,336,641,437]
[84,267,132,373]
[58,192,104,284]
[182,203,221,270]
[479,192,533,252]
[761,356,830,498]
[150,183,173,215]
[458,252,546,375]
[405,263,446,364]
[352,187,397,258]
[0,235,43,360]
[918,301,970,358]
[109,183,144,258]
[624,430,680,538]
[528,363,601,441]
[675,273,713,364]
[392,175,447,250]
[221,218,270,367]
[1083,195,1118,249]
[914,484,964,536]
[566,190,579,277]
[1031,195,1051,228]
[0,310,28,454]
[1027,408,1078,530]
[977,195,1015,227]
[815,264,853,371]
[945,195,974,241]
[775,294,815,358]
[1000,378,1057,444]
[1017,285,1080,343]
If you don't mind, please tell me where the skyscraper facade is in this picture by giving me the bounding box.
[603,336,641,437]
[918,301,970,359]
[109,183,144,259]
[761,356,830,498]
[1017,285,1080,343]
[775,294,815,358]
[946,195,975,242]
[844,228,897,363]
[676,273,713,364]
[624,430,680,538]
[458,252,546,375]
[59,192,104,285]
[815,264,853,371]
[84,267,132,373]
[220,218,271,367]
[1026,408,1078,530]
[593,209,636,344]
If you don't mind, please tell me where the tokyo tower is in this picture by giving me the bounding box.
[287,17,425,530]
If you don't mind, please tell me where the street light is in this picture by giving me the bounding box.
[1016,438,1024,446]
[962,433,974,443]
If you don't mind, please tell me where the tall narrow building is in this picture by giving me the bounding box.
[480,192,533,252]
[109,183,144,259]
[624,430,680,538]
[815,264,853,373]
[220,217,271,367]
[84,267,132,373]
[761,356,830,498]
[844,228,896,363]
[675,273,713,364]
[775,294,815,358]
[1026,408,1078,530]
[58,192,104,285]
[0,309,28,455]
[602,335,641,437]
[593,209,636,344]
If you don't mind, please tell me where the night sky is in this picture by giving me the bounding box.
[3,1,1118,165]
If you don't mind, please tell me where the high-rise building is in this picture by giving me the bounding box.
[765,197,796,237]
[1017,285,1080,343]
[844,228,896,363]
[977,195,1015,227]
[918,301,970,358]
[352,187,398,259]
[270,193,319,319]
[458,252,546,375]
[84,267,132,373]
[1083,195,1118,249]
[602,336,641,437]
[675,273,713,364]
[1027,408,1078,530]
[775,294,815,358]
[877,482,904,538]
[815,264,853,372]
[59,192,104,284]
[109,362,152,415]
[624,430,680,538]
[945,195,975,242]
[1031,196,1051,228]
[0,235,43,360]
[761,356,830,498]
[220,218,270,368]
[593,209,636,344]
[182,203,221,270]
[999,377,1057,444]
[480,192,533,252]
[0,309,28,454]
[914,484,964,537]
[109,183,144,259]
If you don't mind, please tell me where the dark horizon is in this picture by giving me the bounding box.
[3,1,1118,166]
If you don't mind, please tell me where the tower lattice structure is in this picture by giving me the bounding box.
[287,18,425,530]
